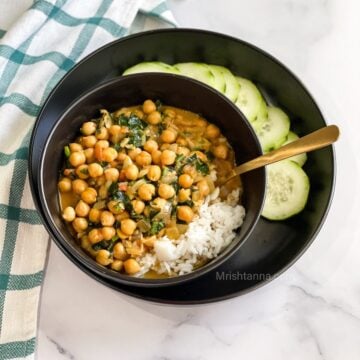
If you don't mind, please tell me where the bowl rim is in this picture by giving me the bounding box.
[37,72,266,287]
[28,28,336,302]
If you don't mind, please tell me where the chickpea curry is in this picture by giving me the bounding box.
[58,99,241,276]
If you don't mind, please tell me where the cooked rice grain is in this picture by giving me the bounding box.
[136,188,245,277]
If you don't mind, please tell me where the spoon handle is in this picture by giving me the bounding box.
[229,124,340,177]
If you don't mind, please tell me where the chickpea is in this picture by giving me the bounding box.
[164,108,176,118]
[101,226,116,240]
[82,135,97,148]
[151,150,162,165]
[131,199,145,214]
[101,147,117,162]
[138,183,155,201]
[176,137,187,146]
[121,218,137,236]
[178,188,191,203]
[144,139,158,153]
[109,124,122,136]
[161,129,177,143]
[168,143,178,152]
[161,149,176,166]
[194,118,207,127]
[72,179,88,195]
[147,165,161,181]
[117,152,127,163]
[96,139,109,148]
[62,206,76,222]
[178,174,193,188]
[135,151,152,167]
[177,146,190,157]
[63,168,75,177]
[107,200,123,215]
[143,99,156,114]
[104,168,119,182]
[89,208,101,223]
[124,258,141,275]
[88,228,104,244]
[213,144,228,159]
[75,200,90,217]
[72,217,88,233]
[151,197,166,210]
[133,109,144,119]
[88,163,104,178]
[81,235,91,250]
[111,260,123,271]
[183,164,197,178]
[205,124,220,139]
[197,179,210,197]
[195,151,207,162]
[177,206,194,223]
[84,148,96,163]
[113,243,127,260]
[69,151,86,167]
[81,121,97,135]
[75,164,89,179]
[160,143,170,151]
[69,143,83,152]
[124,164,139,180]
[128,148,142,160]
[116,229,129,240]
[96,127,109,140]
[147,111,162,125]
[81,187,97,204]
[100,211,115,227]
[96,249,112,266]
[58,178,72,192]
[158,183,175,199]
[115,211,130,222]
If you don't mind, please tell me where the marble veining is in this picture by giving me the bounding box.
[35,0,360,359]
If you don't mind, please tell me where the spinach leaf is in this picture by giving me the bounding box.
[155,99,162,110]
[127,114,147,130]
[205,150,215,161]
[195,159,209,175]
[92,235,119,252]
[64,146,70,158]
[108,183,132,212]
[128,131,144,147]
[92,240,110,251]
[113,143,122,151]
[149,220,165,235]
[185,153,210,175]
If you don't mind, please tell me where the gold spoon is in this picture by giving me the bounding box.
[222,125,340,184]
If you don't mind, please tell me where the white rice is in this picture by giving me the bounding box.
[136,188,246,277]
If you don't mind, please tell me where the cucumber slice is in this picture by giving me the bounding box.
[282,131,307,167]
[174,63,215,88]
[235,77,268,124]
[207,65,226,93]
[209,65,239,102]
[255,106,290,152]
[262,160,310,220]
[123,62,179,75]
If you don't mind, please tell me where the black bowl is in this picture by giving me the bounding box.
[29,29,335,303]
[38,73,266,287]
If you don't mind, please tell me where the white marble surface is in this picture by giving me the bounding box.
[37,1,360,359]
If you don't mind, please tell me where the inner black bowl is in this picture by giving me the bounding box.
[38,73,266,287]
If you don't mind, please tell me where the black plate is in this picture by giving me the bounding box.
[29,29,335,304]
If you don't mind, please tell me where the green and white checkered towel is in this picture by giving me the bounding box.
[0,1,175,358]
